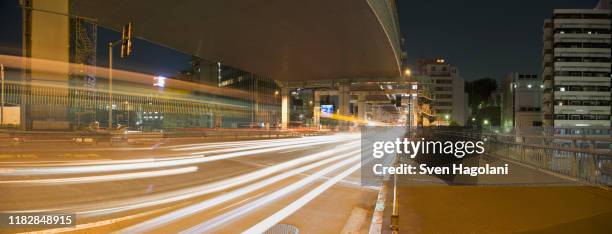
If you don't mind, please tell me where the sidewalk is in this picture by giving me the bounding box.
[383,154,612,233]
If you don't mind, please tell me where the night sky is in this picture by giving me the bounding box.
[1,0,601,81]
[396,0,599,81]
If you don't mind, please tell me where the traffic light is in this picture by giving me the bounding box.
[120,22,133,58]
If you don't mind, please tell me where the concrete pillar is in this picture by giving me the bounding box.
[22,0,70,130]
[337,85,350,115]
[313,91,321,128]
[252,77,259,125]
[357,93,366,120]
[281,87,289,129]
[213,112,222,128]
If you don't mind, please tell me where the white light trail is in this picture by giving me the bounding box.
[243,164,361,234]
[118,151,360,233]
[3,142,360,219]
[0,166,198,185]
[179,155,361,233]
[183,135,354,154]
[0,136,350,176]
[167,135,352,151]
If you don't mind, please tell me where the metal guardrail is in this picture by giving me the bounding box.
[0,129,330,146]
[485,138,612,185]
[431,129,612,186]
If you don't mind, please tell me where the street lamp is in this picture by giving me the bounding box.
[483,119,489,125]
[404,69,412,77]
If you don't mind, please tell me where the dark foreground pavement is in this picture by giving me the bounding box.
[385,154,612,233]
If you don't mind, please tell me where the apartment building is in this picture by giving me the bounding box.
[416,59,467,126]
[542,3,611,148]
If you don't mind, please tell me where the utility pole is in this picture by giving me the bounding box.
[107,22,133,129]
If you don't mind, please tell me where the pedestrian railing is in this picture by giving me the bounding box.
[430,128,612,186]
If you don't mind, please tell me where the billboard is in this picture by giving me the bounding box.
[321,105,334,117]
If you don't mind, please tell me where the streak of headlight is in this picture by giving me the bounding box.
[167,139,289,150]
[179,135,355,152]
[178,155,360,234]
[242,164,361,234]
[14,205,180,234]
[118,152,360,233]
[4,135,355,168]
[165,135,349,150]
[0,137,346,175]
[0,166,197,185]
[0,156,195,167]
[3,142,360,218]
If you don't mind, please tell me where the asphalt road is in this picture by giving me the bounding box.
[0,134,378,233]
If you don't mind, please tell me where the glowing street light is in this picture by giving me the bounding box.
[404,69,411,77]
[483,119,489,125]
[444,114,450,120]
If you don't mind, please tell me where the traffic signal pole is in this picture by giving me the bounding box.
[107,23,132,129]
[108,42,114,129]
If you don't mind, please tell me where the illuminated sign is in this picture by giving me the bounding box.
[321,105,334,117]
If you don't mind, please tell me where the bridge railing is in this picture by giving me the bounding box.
[430,128,612,186]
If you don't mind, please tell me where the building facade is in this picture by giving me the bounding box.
[416,59,467,126]
[502,73,543,132]
[542,6,611,142]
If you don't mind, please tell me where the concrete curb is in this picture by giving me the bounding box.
[368,182,388,234]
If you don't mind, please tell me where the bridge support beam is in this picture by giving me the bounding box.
[313,91,321,128]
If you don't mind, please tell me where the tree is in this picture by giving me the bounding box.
[465,77,498,111]
[465,77,499,127]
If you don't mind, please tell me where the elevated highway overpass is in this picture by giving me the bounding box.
[70,0,402,81]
